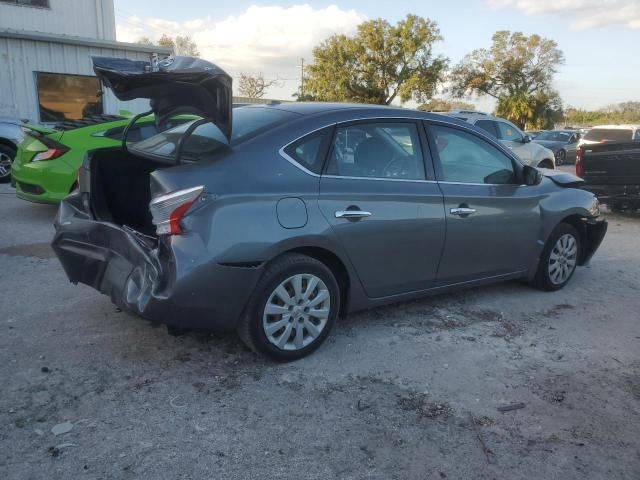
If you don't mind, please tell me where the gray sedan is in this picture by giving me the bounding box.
[52,56,607,361]
[534,130,582,165]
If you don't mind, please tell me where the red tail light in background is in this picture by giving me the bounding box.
[149,186,204,235]
[576,148,584,178]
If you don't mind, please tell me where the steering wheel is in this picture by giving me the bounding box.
[382,154,411,178]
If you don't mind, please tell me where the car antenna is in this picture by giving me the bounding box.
[174,117,214,164]
[121,109,153,152]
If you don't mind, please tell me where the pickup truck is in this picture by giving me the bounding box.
[577,142,640,211]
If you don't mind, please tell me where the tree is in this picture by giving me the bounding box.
[303,14,448,105]
[148,34,200,56]
[417,99,475,111]
[174,35,199,56]
[564,101,640,126]
[238,73,281,99]
[137,36,154,46]
[450,31,564,129]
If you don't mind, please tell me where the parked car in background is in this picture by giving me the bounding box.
[526,130,545,139]
[533,130,582,166]
[11,114,191,203]
[578,125,640,148]
[0,117,28,183]
[577,141,640,211]
[443,111,556,169]
[53,56,607,361]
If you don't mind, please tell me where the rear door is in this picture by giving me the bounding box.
[318,120,446,298]
[425,121,542,284]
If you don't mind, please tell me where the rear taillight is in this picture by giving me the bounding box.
[149,186,204,235]
[32,146,68,161]
[576,148,584,178]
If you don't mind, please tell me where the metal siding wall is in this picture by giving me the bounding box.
[0,37,152,121]
[0,0,116,41]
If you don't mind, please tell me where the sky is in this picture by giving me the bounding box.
[113,0,640,111]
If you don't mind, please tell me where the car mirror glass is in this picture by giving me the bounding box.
[523,165,543,185]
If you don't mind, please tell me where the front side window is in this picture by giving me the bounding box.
[496,122,523,142]
[36,72,103,122]
[431,125,516,185]
[325,122,426,180]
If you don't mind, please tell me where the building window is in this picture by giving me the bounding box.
[36,72,103,122]
[0,0,50,7]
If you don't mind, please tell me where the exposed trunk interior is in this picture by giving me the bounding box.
[90,148,164,236]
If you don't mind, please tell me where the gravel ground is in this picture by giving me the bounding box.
[1,178,639,480]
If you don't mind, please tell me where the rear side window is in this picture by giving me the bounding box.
[325,122,426,180]
[475,120,498,138]
[283,128,331,174]
[584,128,633,142]
[430,125,516,185]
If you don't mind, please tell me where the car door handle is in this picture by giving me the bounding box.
[450,207,476,216]
[335,210,372,219]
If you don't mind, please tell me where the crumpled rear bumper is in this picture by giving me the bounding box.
[52,193,262,332]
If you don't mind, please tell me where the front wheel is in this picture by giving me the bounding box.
[533,223,581,291]
[237,254,340,361]
[555,150,566,166]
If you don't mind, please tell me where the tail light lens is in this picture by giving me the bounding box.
[576,147,584,178]
[33,146,69,161]
[149,186,204,235]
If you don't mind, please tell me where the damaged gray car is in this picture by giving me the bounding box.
[52,56,607,361]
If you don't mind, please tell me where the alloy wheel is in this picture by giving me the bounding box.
[555,150,566,166]
[0,152,11,179]
[548,233,578,285]
[262,273,331,351]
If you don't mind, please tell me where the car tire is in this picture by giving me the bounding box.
[555,150,566,166]
[237,253,340,361]
[533,223,581,292]
[538,159,554,169]
[0,144,16,183]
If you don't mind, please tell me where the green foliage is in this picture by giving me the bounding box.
[417,99,475,111]
[565,102,640,126]
[451,31,564,129]
[303,14,448,105]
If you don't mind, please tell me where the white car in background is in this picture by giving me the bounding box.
[443,111,556,169]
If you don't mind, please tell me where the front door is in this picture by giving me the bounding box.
[495,120,534,164]
[318,120,446,298]
[426,122,542,284]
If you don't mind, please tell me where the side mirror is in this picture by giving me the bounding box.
[522,134,532,143]
[523,165,543,186]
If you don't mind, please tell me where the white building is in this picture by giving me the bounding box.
[0,0,170,122]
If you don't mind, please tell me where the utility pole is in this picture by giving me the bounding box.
[300,57,305,98]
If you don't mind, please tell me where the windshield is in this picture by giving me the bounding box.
[536,131,571,141]
[130,107,299,160]
[583,128,633,142]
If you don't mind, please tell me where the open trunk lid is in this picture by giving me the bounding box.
[92,55,232,140]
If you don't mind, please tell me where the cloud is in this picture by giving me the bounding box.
[487,0,640,30]
[116,4,366,97]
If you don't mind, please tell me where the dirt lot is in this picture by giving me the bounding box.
[1,178,639,480]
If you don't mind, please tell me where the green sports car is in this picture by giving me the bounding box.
[11,114,190,204]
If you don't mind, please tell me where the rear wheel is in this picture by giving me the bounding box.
[533,223,581,291]
[237,254,340,361]
[0,144,15,183]
[555,150,566,166]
